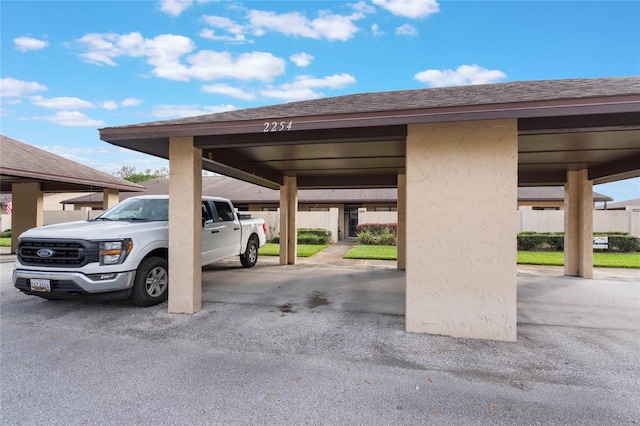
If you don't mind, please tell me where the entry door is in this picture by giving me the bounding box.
[346,207,359,238]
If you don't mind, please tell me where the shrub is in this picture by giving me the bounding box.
[271,228,332,245]
[356,223,397,246]
[376,229,397,246]
[0,229,10,238]
[608,235,640,252]
[357,230,376,245]
[298,228,331,245]
[517,232,639,252]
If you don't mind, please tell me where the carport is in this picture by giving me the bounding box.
[100,77,640,342]
[0,135,144,252]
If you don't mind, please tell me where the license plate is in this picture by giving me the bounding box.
[30,279,51,292]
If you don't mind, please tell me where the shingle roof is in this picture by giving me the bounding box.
[109,77,640,128]
[597,198,640,210]
[0,134,144,192]
[518,186,612,202]
[62,176,612,205]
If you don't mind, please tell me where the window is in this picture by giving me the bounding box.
[202,202,213,222]
[532,207,560,211]
[375,206,397,212]
[213,201,235,222]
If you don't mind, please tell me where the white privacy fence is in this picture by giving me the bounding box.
[517,206,640,236]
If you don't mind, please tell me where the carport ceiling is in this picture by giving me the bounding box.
[100,77,640,190]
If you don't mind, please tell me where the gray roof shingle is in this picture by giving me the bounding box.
[0,134,144,192]
[108,77,640,128]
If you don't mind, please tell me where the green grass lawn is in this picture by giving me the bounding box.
[0,238,10,247]
[344,245,398,260]
[518,251,640,268]
[259,243,328,258]
[342,245,639,268]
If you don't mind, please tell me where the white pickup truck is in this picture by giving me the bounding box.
[13,195,267,306]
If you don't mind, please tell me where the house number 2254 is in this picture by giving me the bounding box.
[263,121,293,132]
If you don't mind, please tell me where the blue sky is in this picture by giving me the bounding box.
[1,0,639,202]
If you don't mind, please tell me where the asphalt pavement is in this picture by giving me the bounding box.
[1,250,638,425]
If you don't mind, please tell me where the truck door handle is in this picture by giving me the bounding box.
[234,227,240,231]
[211,229,220,233]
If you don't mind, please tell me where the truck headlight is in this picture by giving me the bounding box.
[99,240,133,265]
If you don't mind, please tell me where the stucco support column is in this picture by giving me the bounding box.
[397,173,406,270]
[564,170,593,278]
[279,176,298,265]
[11,182,43,253]
[168,136,203,314]
[102,188,119,210]
[406,119,518,342]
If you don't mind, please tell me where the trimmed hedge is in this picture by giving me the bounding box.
[271,228,331,245]
[0,229,10,238]
[356,223,397,246]
[517,232,640,252]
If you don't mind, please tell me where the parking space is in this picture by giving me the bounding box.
[1,252,638,424]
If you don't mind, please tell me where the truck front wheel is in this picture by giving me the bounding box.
[131,257,168,306]
[240,238,258,268]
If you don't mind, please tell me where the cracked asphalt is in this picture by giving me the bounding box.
[1,252,638,425]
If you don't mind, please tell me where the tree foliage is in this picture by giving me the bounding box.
[113,166,169,183]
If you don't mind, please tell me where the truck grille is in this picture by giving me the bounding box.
[18,239,99,267]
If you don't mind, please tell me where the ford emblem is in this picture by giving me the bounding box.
[37,249,54,258]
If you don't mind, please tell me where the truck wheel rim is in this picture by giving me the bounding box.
[248,245,257,262]
[145,267,168,297]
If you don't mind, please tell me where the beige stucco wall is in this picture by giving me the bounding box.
[168,136,203,314]
[358,210,397,224]
[11,182,44,253]
[43,192,91,210]
[564,170,593,278]
[250,209,339,243]
[406,119,518,341]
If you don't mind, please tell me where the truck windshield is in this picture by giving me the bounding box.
[95,198,169,222]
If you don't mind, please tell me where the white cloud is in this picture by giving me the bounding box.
[77,32,195,81]
[0,77,47,98]
[373,0,440,18]
[283,74,357,90]
[77,32,284,83]
[260,87,322,102]
[199,28,248,43]
[414,64,507,87]
[371,23,383,36]
[261,73,356,101]
[352,1,377,14]
[247,9,363,41]
[200,15,248,42]
[145,34,196,81]
[201,84,256,100]
[14,36,49,52]
[396,24,418,36]
[30,95,94,110]
[101,100,119,110]
[187,50,286,82]
[35,111,106,127]
[151,104,236,118]
[290,52,313,67]
[159,0,193,17]
[121,98,143,107]
[159,0,214,17]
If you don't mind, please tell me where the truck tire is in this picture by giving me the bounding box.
[130,257,168,306]
[240,237,258,268]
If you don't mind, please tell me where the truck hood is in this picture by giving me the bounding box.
[19,220,168,240]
